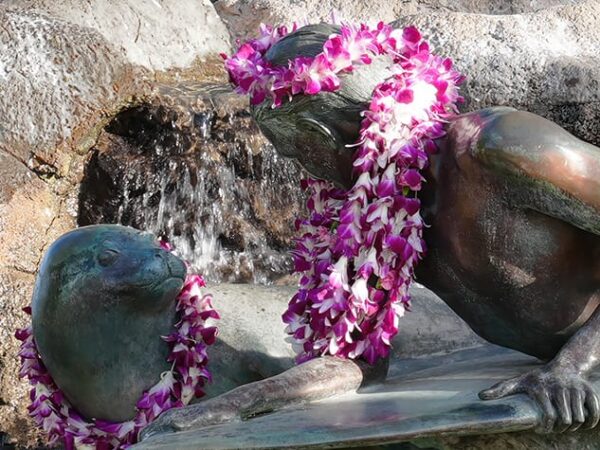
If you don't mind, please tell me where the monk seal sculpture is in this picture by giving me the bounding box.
[31,224,187,422]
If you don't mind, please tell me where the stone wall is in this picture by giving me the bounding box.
[214,0,588,43]
[393,1,600,146]
[15,0,231,71]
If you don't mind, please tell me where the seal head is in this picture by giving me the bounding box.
[31,225,187,422]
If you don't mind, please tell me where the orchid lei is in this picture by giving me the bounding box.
[15,241,219,450]
[223,22,464,364]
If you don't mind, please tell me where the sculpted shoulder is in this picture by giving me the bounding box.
[444,108,600,236]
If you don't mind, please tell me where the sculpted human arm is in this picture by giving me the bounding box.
[140,355,388,439]
[464,109,600,432]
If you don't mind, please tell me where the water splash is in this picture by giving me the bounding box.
[79,83,306,284]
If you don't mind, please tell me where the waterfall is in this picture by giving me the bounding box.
[78,83,306,284]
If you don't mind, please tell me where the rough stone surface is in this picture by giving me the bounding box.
[13,0,232,71]
[393,1,600,146]
[214,0,586,43]
[0,166,76,447]
[0,6,143,166]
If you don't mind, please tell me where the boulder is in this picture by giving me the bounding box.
[213,0,586,43]
[392,0,600,146]
[14,0,232,71]
[0,7,142,166]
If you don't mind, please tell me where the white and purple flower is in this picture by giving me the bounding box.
[224,22,464,364]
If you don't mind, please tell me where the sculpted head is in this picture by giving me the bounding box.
[31,225,187,421]
[32,225,186,318]
[251,24,392,188]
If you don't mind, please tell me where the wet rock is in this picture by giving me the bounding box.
[393,1,600,146]
[78,83,307,284]
[214,0,586,43]
[14,0,232,71]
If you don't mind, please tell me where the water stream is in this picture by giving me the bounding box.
[78,83,306,283]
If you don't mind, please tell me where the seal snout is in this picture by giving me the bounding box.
[157,249,187,280]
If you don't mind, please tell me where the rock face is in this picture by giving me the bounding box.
[14,0,231,71]
[393,1,600,146]
[214,0,587,43]
[78,83,307,284]
[0,6,142,168]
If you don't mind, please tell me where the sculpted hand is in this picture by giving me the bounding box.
[139,398,239,441]
[479,364,600,433]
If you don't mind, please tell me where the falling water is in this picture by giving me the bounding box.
[78,83,306,284]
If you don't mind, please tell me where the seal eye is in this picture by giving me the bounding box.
[98,249,119,267]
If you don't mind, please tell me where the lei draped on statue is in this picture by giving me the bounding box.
[16,241,218,449]
[223,21,464,364]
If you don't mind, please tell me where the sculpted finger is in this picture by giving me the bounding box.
[479,377,521,400]
[552,387,571,433]
[569,388,585,432]
[583,386,600,429]
[534,391,557,434]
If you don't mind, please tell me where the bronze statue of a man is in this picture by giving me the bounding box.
[142,23,600,438]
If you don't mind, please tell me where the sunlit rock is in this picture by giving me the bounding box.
[214,0,587,43]
[13,0,231,71]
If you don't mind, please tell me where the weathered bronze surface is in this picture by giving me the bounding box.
[32,225,187,422]
[134,345,600,450]
[247,25,600,434]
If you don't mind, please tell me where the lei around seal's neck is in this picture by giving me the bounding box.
[16,240,219,449]
[223,22,464,364]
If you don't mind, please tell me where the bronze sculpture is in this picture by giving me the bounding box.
[32,225,187,422]
[143,24,600,438]
[27,24,600,444]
